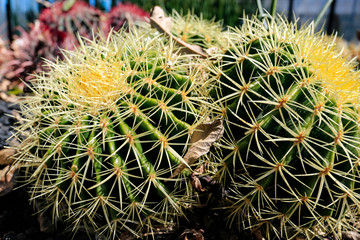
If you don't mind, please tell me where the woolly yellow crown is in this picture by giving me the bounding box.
[232,16,360,105]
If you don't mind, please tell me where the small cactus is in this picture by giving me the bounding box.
[170,10,225,50]
[209,16,360,239]
[14,28,210,238]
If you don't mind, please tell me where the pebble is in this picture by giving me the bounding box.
[0,100,19,149]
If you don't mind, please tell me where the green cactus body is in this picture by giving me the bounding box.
[210,17,360,238]
[15,29,209,237]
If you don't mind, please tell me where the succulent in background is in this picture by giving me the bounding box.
[0,20,58,83]
[0,38,13,79]
[104,2,149,33]
[38,0,104,50]
[14,28,211,238]
[0,0,105,84]
[209,16,360,239]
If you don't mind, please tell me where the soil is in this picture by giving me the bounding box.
[0,186,90,240]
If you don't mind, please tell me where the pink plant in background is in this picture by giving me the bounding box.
[0,0,104,84]
[38,0,104,50]
[104,2,149,33]
[0,0,149,86]
[0,20,58,83]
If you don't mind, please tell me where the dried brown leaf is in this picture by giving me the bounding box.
[0,79,11,92]
[342,231,360,240]
[170,118,224,178]
[150,6,172,32]
[119,232,137,240]
[0,92,19,103]
[190,164,226,199]
[0,148,16,165]
[150,6,208,58]
[0,165,16,196]
[178,229,204,240]
[190,164,206,191]
[295,235,306,240]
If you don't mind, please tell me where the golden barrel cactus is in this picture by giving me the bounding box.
[209,16,360,239]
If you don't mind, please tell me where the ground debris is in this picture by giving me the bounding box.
[342,231,360,240]
[177,228,204,240]
[0,164,16,196]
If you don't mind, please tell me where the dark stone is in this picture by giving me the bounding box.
[24,227,39,236]
[0,116,10,127]
[2,231,16,240]
[0,100,20,149]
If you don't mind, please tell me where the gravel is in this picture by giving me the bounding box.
[0,100,20,150]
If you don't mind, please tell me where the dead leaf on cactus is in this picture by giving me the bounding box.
[190,164,226,199]
[340,231,360,240]
[170,118,224,178]
[150,6,208,58]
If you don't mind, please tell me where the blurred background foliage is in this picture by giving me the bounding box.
[3,0,359,41]
[1,0,360,88]
[128,0,255,26]
[0,0,360,40]
[0,0,255,40]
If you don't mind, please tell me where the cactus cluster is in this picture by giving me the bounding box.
[15,27,211,237]
[12,6,360,240]
[209,16,360,238]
